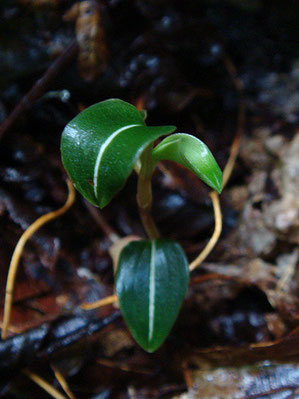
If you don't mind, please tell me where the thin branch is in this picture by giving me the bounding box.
[1,179,75,339]
[189,191,222,271]
[97,358,153,375]
[23,369,67,399]
[223,55,244,92]
[181,360,193,389]
[222,54,245,188]
[80,294,117,310]
[222,101,245,188]
[0,40,78,142]
[84,200,119,243]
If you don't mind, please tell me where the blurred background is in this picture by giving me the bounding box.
[0,1,298,398]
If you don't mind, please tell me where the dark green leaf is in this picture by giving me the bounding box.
[61,99,176,207]
[152,133,222,193]
[116,239,189,352]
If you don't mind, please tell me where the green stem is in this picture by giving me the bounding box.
[137,145,160,239]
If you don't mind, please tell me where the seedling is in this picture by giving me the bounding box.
[61,99,222,352]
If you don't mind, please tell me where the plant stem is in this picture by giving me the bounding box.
[137,145,160,239]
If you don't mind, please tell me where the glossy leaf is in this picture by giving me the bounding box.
[61,99,176,208]
[152,133,223,193]
[116,239,189,352]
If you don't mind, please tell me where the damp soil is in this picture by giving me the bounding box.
[0,1,298,398]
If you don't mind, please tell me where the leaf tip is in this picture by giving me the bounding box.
[97,196,110,209]
[143,345,159,353]
[135,339,163,353]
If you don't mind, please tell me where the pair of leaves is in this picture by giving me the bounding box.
[116,239,189,352]
[61,99,222,209]
[61,99,176,208]
[61,98,222,352]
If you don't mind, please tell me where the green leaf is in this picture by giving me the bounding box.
[61,99,176,208]
[116,239,189,352]
[152,133,223,193]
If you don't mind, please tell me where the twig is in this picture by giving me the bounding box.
[80,294,117,310]
[222,54,245,188]
[0,313,121,381]
[222,101,245,188]
[223,55,244,92]
[0,40,78,142]
[97,358,153,375]
[1,179,75,339]
[52,365,76,399]
[182,360,193,389]
[23,369,67,399]
[190,273,243,285]
[84,200,119,243]
[189,191,222,271]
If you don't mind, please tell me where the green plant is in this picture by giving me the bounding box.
[61,99,222,352]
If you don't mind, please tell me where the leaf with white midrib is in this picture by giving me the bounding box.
[61,99,176,208]
[152,133,223,193]
[116,239,189,352]
[93,123,142,196]
[148,239,156,342]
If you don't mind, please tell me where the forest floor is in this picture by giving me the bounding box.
[0,1,298,398]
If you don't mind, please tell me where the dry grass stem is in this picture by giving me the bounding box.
[23,369,68,399]
[81,294,118,310]
[52,366,76,399]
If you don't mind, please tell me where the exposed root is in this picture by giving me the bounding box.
[1,179,75,339]
[189,191,222,271]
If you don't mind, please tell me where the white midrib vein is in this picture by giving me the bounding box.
[148,239,156,342]
[93,124,141,196]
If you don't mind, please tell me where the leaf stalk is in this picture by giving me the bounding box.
[137,145,160,239]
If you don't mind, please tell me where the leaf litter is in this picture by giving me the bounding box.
[0,0,298,397]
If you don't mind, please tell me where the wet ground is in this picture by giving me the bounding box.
[0,1,298,398]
